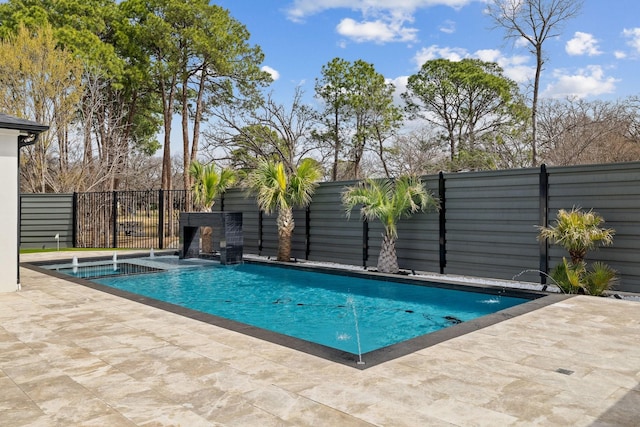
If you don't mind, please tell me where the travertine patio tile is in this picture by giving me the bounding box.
[484,378,563,421]
[0,408,48,427]
[78,413,139,426]
[354,375,448,407]
[419,374,502,406]
[355,399,459,427]
[297,381,383,413]
[244,383,375,426]
[1,359,61,385]
[111,388,214,426]
[419,397,519,426]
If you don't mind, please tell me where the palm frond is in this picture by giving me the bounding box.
[342,176,438,239]
[246,158,321,214]
[537,207,615,264]
[190,160,236,211]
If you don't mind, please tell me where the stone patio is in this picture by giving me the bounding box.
[1,251,638,426]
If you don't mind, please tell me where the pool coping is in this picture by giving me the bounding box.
[22,254,572,369]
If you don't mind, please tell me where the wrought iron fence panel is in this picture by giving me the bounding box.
[76,192,114,248]
[161,190,189,249]
[115,190,161,249]
[75,190,187,249]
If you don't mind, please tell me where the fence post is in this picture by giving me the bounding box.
[305,206,310,260]
[362,218,369,269]
[112,191,118,248]
[158,189,165,249]
[539,164,549,284]
[438,172,446,274]
[258,209,263,255]
[72,192,78,248]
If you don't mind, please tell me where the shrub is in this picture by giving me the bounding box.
[540,208,617,296]
[550,258,617,296]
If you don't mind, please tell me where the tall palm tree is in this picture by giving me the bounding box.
[189,160,236,253]
[246,158,321,262]
[342,176,438,273]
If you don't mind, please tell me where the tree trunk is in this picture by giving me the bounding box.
[532,44,542,167]
[277,207,295,262]
[332,107,340,181]
[377,233,399,273]
[201,226,214,254]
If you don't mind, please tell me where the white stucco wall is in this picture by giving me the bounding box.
[0,129,20,292]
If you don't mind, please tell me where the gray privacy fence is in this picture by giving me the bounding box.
[20,162,640,293]
[20,193,75,249]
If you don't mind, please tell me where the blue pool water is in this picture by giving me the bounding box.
[89,261,529,354]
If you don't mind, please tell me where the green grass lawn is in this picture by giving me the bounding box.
[20,248,139,254]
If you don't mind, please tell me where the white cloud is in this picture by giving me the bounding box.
[261,66,280,81]
[285,0,471,44]
[614,51,627,59]
[387,76,409,105]
[412,45,534,84]
[413,45,468,65]
[475,49,533,83]
[542,65,618,99]
[622,27,640,54]
[565,32,602,56]
[336,17,418,43]
[474,48,500,62]
[439,20,456,34]
[285,0,474,22]
[515,37,530,48]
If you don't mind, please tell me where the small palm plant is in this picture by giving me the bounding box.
[189,161,237,253]
[246,158,321,262]
[189,161,237,212]
[342,176,439,274]
[538,207,614,265]
[538,207,616,295]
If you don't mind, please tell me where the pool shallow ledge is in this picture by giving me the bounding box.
[22,255,572,370]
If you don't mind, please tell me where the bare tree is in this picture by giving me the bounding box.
[384,127,449,176]
[487,0,584,166]
[538,97,640,165]
[0,24,84,193]
[203,87,323,176]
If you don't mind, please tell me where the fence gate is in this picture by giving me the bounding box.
[75,190,187,249]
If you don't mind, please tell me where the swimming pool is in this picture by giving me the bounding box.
[32,255,550,367]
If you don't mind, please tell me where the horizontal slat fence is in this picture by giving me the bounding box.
[444,168,541,282]
[19,161,640,293]
[20,193,74,249]
[306,180,364,266]
[394,175,440,273]
[547,163,640,293]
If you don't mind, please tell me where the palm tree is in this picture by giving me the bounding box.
[537,207,614,265]
[538,207,616,295]
[189,160,236,253]
[342,176,439,273]
[246,158,321,262]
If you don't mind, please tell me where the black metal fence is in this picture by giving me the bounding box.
[75,190,188,249]
[20,162,640,293]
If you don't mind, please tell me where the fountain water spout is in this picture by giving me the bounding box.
[511,269,565,294]
[72,256,79,274]
[347,296,365,365]
[113,252,118,272]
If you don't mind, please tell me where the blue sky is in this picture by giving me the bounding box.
[215,0,640,106]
